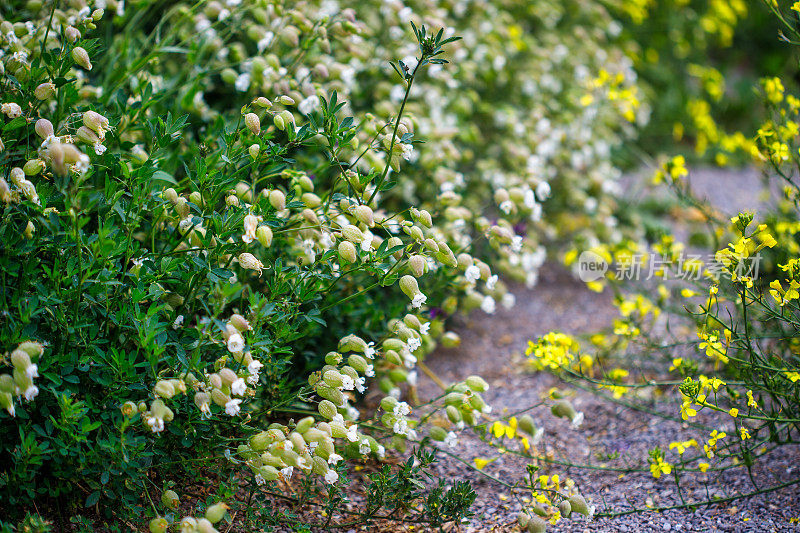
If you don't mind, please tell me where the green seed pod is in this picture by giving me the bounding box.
[161,489,179,509]
[532,504,547,517]
[249,143,260,159]
[34,82,55,101]
[567,494,591,517]
[253,96,272,108]
[388,368,407,384]
[273,113,286,130]
[517,512,531,527]
[465,375,489,393]
[260,452,284,468]
[339,334,368,353]
[289,431,306,452]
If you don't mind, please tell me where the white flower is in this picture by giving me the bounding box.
[327,453,343,465]
[25,364,38,379]
[536,181,551,200]
[147,416,164,433]
[464,265,480,283]
[359,438,371,454]
[255,474,265,486]
[499,200,513,214]
[444,431,458,448]
[355,377,366,393]
[407,337,421,352]
[571,412,584,429]
[324,470,339,484]
[248,360,263,374]
[486,275,498,290]
[420,321,431,335]
[502,293,516,309]
[331,414,345,426]
[234,73,251,92]
[532,427,544,446]
[364,342,376,359]
[231,378,247,396]
[341,375,355,391]
[365,364,375,377]
[225,398,242,416]
[346,425,359,442]
[376,445,385,458]
[411,293,427,309]
[407,370,418,386]
[392,419,408,435]
[94,143,107,155]
[298,95,320,115]
[393,402,411,416]
[242,214,259,243]
[280,466,294,480]
[23,386,39,401]
[257,32,274,53]
[227,333,244,353]
[511,236,523,252]
[400,143,414,161]
[481,295,496,314]
[172,315,184,330]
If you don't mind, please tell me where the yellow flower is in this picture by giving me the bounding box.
[729,408,739,418]
[474,457,496,470]
[669,358,683,372]
[784,371,800,383]
[739,427,751,440]
[747,390,759,409]
[698,462,710,472]
[650,457,673,479]
[680,400,698,420]
[669,439,698,455]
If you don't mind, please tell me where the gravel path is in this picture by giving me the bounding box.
[413,168,800,532]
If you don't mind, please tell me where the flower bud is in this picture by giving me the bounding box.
[205,502,229,524]
[318,399,337,419]
[24,221,35,239]
[269,189,286,211]
[121,401,138,417]
[253,96,272,108]
[229,314,251,332]
[83,111,109,137]
[35,118,54,139]
[465,375,489,393]
[338,241,357,264]
[149,518,168,533]
[154,380,176,399]
[161,489,179,509]
[34,82,55,101]
[71,47,92,70]
[244,113,260,135]
[441,332,461,348]
[408,255,426,278]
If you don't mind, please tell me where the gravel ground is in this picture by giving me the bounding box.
[409,168,800,532]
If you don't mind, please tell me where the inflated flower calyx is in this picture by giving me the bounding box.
[517,512,531,527]
[338,240,357,263]
[205,502,229,524]
[408,255,426,277]
[441,332,461,348]
[568,494,592,517]
[318,399,338,419]
[148,517,168,533]
[527,515,547,533]
[71,46,92,70]
[161,489,179,509]
[354,204,375,227]
[465,375,489,393]
[154,380,176,399]
[268,189,286,211]
[429,426,448,441]
[244,113,261,135]
[518,414,537,435]
[558,499,572,518]
[399,275,420,298]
